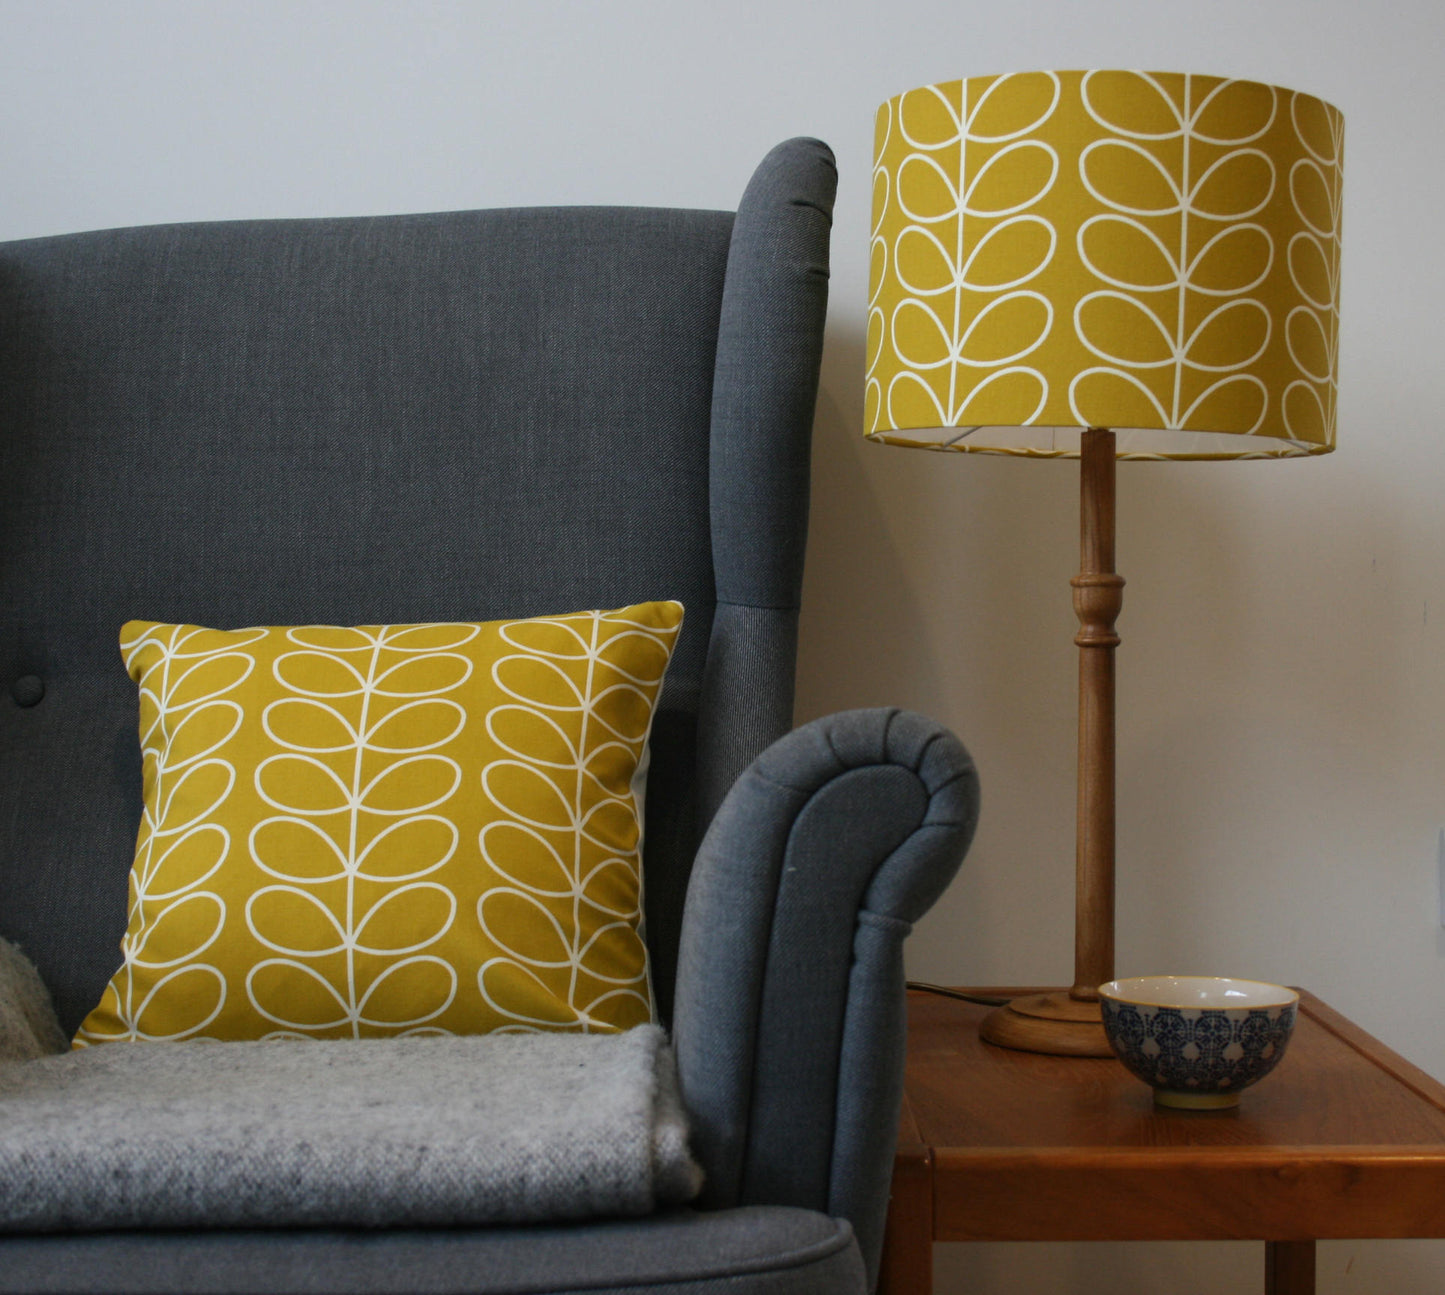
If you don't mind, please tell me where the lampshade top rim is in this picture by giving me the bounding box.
[878,70,1341,111]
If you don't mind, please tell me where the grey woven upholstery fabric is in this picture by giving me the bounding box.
[0,1207,865,1294]
[675,708,980,1288]
[696,141,831,830]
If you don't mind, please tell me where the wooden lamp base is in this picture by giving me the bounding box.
[980,428,1121,1060]
[978,992,1112,1057]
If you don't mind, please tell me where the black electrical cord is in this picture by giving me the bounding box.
[905,981,1011,1007]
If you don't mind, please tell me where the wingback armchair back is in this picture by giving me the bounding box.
[0,139,831,1035]
[0,139,980,1295]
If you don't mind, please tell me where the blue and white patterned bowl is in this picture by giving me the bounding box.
[1098,976,1298,1109]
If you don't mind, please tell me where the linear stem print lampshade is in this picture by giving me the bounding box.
[867,71,1344,457]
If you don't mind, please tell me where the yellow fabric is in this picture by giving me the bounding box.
[76,603,683,1045]
[868,71,1344,459]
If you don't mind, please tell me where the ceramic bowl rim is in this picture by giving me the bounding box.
[1098,975,1299,1011]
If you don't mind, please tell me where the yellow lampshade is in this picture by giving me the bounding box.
[867,71,1344,459]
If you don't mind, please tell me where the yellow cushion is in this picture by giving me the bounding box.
[75,602,683,1045]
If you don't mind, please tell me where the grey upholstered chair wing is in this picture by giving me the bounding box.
[0,138,981,1294]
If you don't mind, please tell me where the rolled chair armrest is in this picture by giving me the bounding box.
[671,707,980,1289]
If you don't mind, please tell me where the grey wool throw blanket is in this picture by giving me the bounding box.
[0,941,702,1231]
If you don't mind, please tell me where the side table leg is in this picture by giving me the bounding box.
[1265,1240,1316,1295]
[878,1146,933,1294]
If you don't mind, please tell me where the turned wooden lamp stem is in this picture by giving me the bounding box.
[1071,427,1123,1003]
[979,427,1123,1055]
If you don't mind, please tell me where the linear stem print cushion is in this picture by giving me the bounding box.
[75,602,683,1044]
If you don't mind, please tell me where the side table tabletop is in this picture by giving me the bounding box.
[879,987,1445,1295]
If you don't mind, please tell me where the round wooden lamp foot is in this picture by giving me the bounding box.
[979,992,1113,1057]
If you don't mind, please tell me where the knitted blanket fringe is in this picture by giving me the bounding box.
[0,942,702,1231]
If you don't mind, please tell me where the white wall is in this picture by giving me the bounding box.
[3,2,1442,1290]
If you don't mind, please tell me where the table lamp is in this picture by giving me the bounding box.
[867,71,1343,1055]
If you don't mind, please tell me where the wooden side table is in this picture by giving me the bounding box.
[879,988,1445,1295]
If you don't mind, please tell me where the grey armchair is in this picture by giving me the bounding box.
[0,138,979,1293]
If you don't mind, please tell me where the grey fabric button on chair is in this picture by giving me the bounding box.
[10,676,43,707]
[0,138,980,1294]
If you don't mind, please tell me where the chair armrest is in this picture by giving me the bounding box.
[671,707,979,1288]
